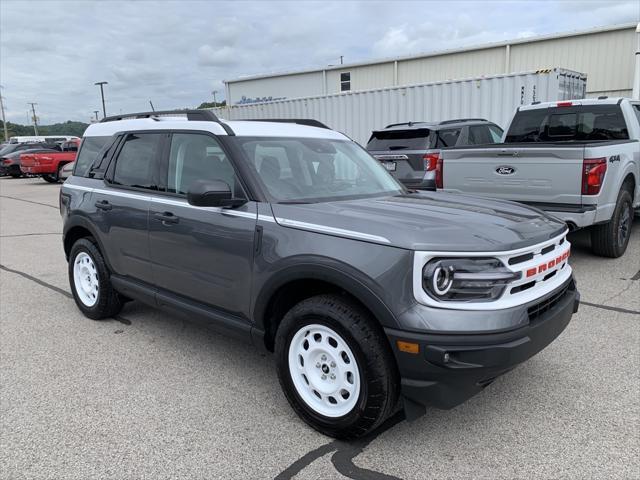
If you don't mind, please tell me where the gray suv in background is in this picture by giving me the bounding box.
[61,110,578,439]
[366,119,503,189]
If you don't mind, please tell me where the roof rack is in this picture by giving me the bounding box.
[244,118,331,129]
[438,118,488,125]
[100,109,235,135]
[384,121,428,128]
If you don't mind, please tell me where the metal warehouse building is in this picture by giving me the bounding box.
[224,22,638,105]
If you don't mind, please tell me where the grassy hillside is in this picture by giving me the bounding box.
[1,120,89,140]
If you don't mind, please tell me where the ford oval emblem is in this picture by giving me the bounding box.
[496,166,516,175]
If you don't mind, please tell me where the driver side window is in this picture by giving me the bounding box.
[167,133,242,196]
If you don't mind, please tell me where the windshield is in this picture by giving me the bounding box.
[366,129,431,151]
[505,104,629,142]
[233,137,405,203]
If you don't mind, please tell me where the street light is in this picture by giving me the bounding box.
[94,81,108,118]
[93,110,100,122]
[212,90,218,106]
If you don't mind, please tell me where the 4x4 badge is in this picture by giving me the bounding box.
[496,166,516,175]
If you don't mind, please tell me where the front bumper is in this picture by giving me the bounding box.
[385,278,579,419]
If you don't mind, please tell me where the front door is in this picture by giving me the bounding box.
[148,132,256,319]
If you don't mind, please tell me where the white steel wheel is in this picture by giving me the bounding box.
[73,252,99,307]
[288,323,361,418]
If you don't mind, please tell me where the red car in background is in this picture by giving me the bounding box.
[20,139,80,183]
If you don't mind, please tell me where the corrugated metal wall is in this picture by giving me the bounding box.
[215,69,586,145]
[226,24,635,103]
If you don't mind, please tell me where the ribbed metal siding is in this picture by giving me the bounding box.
[214,68,586,145]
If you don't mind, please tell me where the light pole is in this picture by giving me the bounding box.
[93,110,100,122]
[212,90,218,106]
[28,102,39,135]
[0,88,8,142]
[94,81,108,118]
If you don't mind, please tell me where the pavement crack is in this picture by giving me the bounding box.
[603,281,635,304]
[579,300,639,315]
[0,232,61,238]
[274,411,405,480]
[0,194,58,209]
[0,263,132,325]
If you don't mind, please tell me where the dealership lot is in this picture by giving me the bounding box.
[1,178,638,479]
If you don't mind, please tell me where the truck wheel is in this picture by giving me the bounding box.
[275,294,399,439]
[590,188,634,258]
[42,174,59,183]
[68,238,123,319]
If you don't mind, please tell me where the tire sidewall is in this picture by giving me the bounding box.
[68,239,107,318]
[276,309,371,433]
[613,189,633,255]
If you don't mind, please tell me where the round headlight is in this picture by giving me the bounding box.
[432,265,453,295]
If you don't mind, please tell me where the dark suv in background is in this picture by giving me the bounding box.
[366,119,503,190]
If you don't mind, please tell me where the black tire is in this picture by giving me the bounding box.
[68,238,123,319]
[590,187,634,258]
[10,173,21,178]
[275,294,399,439]
[42,173,59,183]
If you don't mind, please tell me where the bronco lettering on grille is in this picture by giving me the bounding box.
[525,249,570,278]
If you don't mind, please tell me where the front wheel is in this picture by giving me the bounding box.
[590,188,633,258]
[275,294,399,439]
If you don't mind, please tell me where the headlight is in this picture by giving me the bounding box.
[422,258,521,302]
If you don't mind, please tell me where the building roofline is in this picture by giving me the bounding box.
[224,22,637,85]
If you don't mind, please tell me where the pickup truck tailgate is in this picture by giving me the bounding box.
[441,146,584,205]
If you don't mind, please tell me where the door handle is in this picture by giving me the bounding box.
[154,211,179,224]
[95,200,112,211]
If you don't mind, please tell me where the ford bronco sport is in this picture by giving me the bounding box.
[61,110,579,439]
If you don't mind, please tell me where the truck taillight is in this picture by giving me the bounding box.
[556,101,573,107]
[422,152,439,171]
[582,157,607,195]
[435,155,443,189]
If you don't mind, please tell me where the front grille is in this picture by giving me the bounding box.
[527,281,571,321]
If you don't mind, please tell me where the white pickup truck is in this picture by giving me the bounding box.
[438,98,640,257]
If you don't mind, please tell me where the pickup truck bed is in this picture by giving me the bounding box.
[439,98,640,257]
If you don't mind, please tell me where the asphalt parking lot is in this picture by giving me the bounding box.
[1,177,638,480]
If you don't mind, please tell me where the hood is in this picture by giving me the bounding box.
[270,192,566,251]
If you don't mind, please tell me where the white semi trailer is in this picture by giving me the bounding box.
[212,68,587,145]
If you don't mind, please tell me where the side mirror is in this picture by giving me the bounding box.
[187,179,246,208]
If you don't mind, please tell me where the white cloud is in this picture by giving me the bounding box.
[0,0,637,123]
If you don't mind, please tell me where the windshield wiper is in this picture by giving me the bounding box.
[277,200,312,204]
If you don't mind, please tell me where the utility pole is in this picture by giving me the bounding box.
[0,89,8,142]
[94,81,108,118]
[212,90,218,106]
[93,110,100,122]
[28,102,39,135]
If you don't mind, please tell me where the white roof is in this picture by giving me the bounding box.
[519,97,627,110]
[83,117,348,140]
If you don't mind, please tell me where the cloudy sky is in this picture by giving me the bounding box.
[1,0,638,124]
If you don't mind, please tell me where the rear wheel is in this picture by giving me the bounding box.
[590,187,633,258]
[68,238,123,319]
[275,294,399,439]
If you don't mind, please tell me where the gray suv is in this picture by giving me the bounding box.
[366,119,503,190]
[61,110,578,439]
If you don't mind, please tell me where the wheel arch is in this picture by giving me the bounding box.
[254,262,398,352]
[63,217,111,269]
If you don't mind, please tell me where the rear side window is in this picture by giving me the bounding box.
[366,129,430,151]
[434,128,461,148]
[505,105,629,142]
[467,125,504,145]
[73,136,111,177]
[633,104,640,124]
[111,133,163,189]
